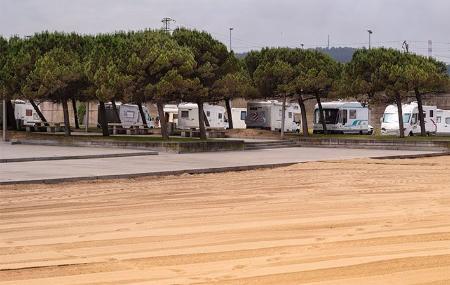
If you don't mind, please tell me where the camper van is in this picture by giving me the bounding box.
[436,109,450,136]
[246,100,301,132]
[163,104,179,127]
[226,108,247,129]
[177,103,227,130]
[97,103,155,129]
[381,102,437,136]
[13,100,42,126]
[313,101,371,134]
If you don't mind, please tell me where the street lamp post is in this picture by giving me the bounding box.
[2,98,6,142]
[367,29,373,49]
[229,27,233,52]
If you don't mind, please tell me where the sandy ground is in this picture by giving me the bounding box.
[1,157,450,285]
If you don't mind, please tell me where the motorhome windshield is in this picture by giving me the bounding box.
[315,109,339,124]
[383,113,411,123]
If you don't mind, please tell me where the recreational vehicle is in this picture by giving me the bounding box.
[163,104,179,127]
[177,103,227,130]
[246,100,301,132]
[436,109,450,136]
[226,108,247,129]
[313,101,371,134]
[381,102,437,136]
[97,103,155,129]
[13,100,42,127]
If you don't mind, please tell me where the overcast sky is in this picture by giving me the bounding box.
[1,0,449,62]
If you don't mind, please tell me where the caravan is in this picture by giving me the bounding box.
[226,108,247,129]
[313,101,371,134]
[246,100,301,132]
[177,103,227,130]
[436,109,450,136]
[97,103,155,129]
[163,104,179,127]
[13,100,42,126]
[381,102,437,136]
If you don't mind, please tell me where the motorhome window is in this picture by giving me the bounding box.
[206,111,211,117]
[288,112,292,119]
[404,113,411,123]
[173,114,178,119]
[125,111,134,118]
[430,110,434,117]
[446,118,450,124]
[349,110,356,119]
[240,111,247,120]
[181,111,189,118]
[218,113,223,119]
[423,112,427,118]
[315,109,339,124]
[25,109,32,117]
[437,117,441,123]
[411,114,418,124]
[249,107,258,111]
[341,110,348,125]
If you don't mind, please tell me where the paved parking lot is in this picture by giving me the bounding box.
[0,143,437,184]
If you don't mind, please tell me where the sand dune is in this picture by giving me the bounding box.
[1,157,450,284]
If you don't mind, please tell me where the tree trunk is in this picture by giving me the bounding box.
[197,102,207,140]
[98,101,109,136]
[280,95,286,139]
[415,89,426,136]
[316,94,327,134]
[225,98,233,129]
[6,100,17,130]
[157,102,169,140]
[111,99,121,124]
[395,93,405,138]
[29,99,48,125]
[71,98,80,129]
[137,102,148,128]
[61,98,71,136]
[298,95,309,137]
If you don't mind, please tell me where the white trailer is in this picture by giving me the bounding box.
[99,103,155,129]
[246,100,301,132]
[177,103,226,130]
[13,100,42,126]
[381,102,437,136]
[226,108,247,129]
[436,109,450,136]
[163,104,179,126]
[313,101,371,134]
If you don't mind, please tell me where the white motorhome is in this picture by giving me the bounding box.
[13,100,42,126]
[436,109,450,136]
[246,100,301,132]
[226,108,247,129]
[177,103,227,130]
[313,101,371,134]
[163,104,179,126]
[381,102,437,136]
[98,103,155,129]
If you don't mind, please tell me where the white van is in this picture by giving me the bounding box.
[246,100,301,132]
[381,102,437,136]
[177,103,227,130]
[436,109,450,136]
[13,100,42,126]
[313,101,371,134]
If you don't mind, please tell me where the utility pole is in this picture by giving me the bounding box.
[229,27,233,52]
[2,98,6,142]
[161,17,176,33]
[428,40,433,58]
[367,30,373,49]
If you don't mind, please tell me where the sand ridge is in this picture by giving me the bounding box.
[1,157,450,284]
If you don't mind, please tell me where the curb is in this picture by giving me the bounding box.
[0,151,158,163]
[0,162,299,186]
[370,151,450,160]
